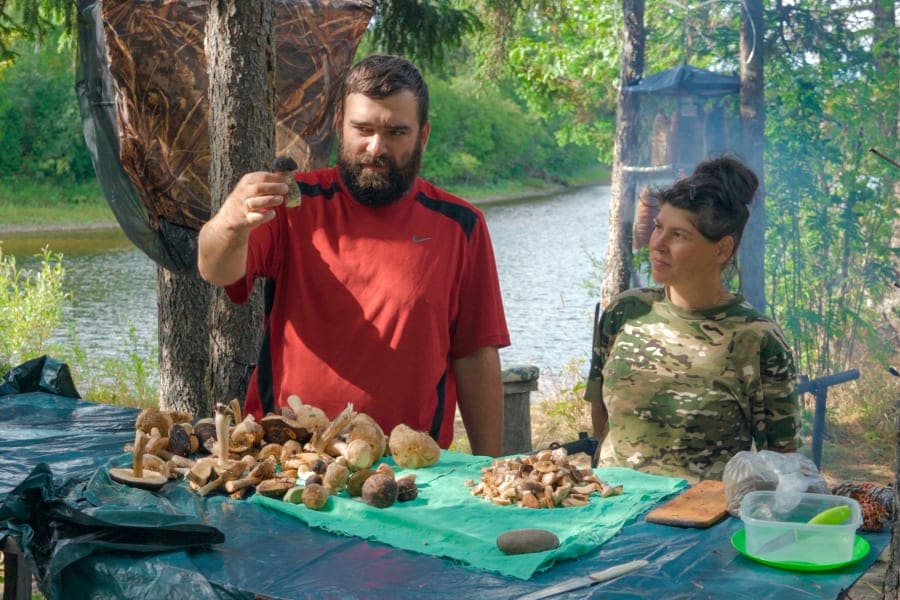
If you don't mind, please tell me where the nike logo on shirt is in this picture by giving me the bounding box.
[411,235,432,243]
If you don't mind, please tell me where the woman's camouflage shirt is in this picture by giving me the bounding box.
[585,287,800,482]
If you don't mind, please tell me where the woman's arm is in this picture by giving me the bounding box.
[760,328,801,451]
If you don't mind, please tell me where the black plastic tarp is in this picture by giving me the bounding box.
[626,64,740,97]
[0,358,890,599]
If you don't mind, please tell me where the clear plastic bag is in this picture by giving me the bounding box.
[723,450,828,516]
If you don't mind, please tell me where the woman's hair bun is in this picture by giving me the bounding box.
[693,155,758,206]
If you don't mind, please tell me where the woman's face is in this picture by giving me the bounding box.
[648,204,732,288]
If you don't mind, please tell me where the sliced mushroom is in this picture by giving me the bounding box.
[255,478,295,498]
[198,459,247,496]
[224,456,277,493]
[313,403,356,454]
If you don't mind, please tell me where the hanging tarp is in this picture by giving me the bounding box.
[625,64,740,97]
[76,0,373,272]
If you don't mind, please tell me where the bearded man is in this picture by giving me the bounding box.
[198,54,510,456]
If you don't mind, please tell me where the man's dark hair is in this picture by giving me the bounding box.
[343,54,429,127]
[655,155,759,253]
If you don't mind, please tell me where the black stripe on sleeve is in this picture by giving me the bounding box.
[416,192,477,238]
[298,180,340,199]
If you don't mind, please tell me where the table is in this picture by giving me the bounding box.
[1,389,890,600]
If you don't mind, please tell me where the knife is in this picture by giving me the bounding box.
[517,559,649,600]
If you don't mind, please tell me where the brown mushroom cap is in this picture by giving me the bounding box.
[396,476,419,502]
[165,410,194,425]
[135,408,173,437]
[260,414,312,445]
[255,478,295,498]
[168,423,192,457]
[301,483,331,510]
[347,413,387,459]
[291,404,331,440]
[109,467,168,491]
[388,424,441,469]
[109,430,167,491]
[361,473,399,508]
[193,419,217,446]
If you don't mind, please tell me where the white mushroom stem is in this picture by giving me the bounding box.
[287,394,303,413]
[132,430,148,478]
[158,451,195,468]
[314,403,355,454]
[215,405,232,468]
[224,458,276,493]
[198,460,246,497]
[229,398,243,424]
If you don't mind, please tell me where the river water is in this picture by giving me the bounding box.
[4,184,610,397]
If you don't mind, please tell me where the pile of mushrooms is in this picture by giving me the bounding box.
[113,396,441,509]
[466,447,623,508]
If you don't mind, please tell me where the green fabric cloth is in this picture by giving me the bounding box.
[253,450,686,579]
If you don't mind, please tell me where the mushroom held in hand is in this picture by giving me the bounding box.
[109,430,168,491]
[271,155,302,208]
[388,424,440,469]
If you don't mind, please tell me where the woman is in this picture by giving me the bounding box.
[585,156,799,482]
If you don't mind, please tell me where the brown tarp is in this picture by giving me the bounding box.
[77,0,373,271]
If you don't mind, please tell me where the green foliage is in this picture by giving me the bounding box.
[368,0,480,69]
[529,358,591,449]
[69,326,160,409]
[0,0,75,65]
[494,2,620,162]
[0,245,157,406]
[0,35,94,181]
[484,0,897,384]
[0,245,67,372]
[763,1,898,378]
[422,76,597,187]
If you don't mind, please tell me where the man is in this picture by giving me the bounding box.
[198,54,510,456]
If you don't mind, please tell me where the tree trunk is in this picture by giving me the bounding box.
[158,266,213,415]
[738,0,766,311]
[887,397,900,598]
[600,0,644,307]
[873,0,899,596]
[203,0,276,410]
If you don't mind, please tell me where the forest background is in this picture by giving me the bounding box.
[0,1,897,480]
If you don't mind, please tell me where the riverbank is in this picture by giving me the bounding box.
[0,168,610,236]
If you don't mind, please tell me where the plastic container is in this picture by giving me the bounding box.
[739,491,862,566]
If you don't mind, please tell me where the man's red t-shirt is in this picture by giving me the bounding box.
[225,168,510,447]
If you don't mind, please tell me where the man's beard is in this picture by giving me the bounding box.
[337,143,422,208]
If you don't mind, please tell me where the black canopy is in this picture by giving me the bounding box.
[625,64,739,97]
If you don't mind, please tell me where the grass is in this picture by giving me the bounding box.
[0,178,113,229]
[0,165,612,232]
[454,164,610,202]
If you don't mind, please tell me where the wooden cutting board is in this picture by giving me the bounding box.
[645,479,729,528]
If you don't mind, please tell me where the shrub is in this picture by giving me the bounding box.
[0,245,67,372]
